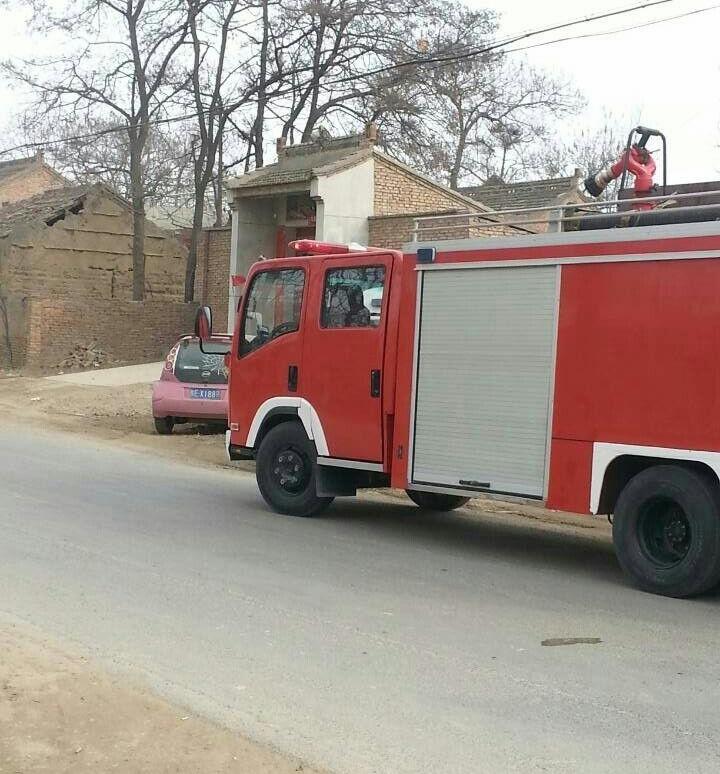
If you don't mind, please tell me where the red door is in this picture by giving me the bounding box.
[229,263,307,446]
[301,254,393,462]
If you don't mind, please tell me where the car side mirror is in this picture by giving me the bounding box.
[195,305,213,340]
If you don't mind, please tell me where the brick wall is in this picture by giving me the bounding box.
[373,158,484,217]
[0,293,28,368]
[0,166,66,206]
[193,227,231,326]
[369,210,474,249]
[24,297,196,371]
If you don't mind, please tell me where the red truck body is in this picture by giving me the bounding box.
[213,215,720,596]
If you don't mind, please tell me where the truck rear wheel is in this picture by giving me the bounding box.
[406,490,470,512]
[256,422,334,518]
[612,465,720,597]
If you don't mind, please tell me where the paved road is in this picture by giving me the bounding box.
[2,427,720,774]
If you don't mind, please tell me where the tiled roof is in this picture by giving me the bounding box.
[0,184,92,234]
[461,175,581,212]
[227,140,374,192]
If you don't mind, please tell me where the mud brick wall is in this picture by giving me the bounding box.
[24,298,197,371]
[0,187,187,303]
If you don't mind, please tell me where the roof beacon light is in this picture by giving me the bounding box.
[289,240,369,256]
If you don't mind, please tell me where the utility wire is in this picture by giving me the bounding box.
[503,2,720,53]
[0,0,675,158]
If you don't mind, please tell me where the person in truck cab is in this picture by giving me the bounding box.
[345,285,371,327]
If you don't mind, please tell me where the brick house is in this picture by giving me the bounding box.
[223,126,495,329]
[0,151,69,208]
[0,183,192,369]
[460,171,586,232]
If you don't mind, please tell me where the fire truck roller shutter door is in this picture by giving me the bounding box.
[411,264,558,499]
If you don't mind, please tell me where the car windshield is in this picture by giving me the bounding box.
[174,340,227,385]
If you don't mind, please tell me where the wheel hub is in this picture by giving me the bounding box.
[639,498,692,568]
[272,448,309,494]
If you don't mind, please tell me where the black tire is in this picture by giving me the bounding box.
[406,490,470,512]
[154,416,174,435]
[613,465,720,597]
[255,422,334,517]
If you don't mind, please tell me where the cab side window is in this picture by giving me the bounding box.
[321,266,385,329]
[240,268,305,355]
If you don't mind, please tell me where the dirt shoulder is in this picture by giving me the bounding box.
[0,620,319,774]
[0,373,242,472]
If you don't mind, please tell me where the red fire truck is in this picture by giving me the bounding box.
[197,183,720,598]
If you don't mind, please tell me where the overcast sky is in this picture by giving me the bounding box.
[0,0,717,183]
[482,0,720,182]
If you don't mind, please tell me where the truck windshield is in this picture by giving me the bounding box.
[174,340,227,384]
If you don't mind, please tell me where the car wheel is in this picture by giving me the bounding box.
[256,422,334,517]
[154,416,174,435]
[406,490,470,511]
[613,465,720,597]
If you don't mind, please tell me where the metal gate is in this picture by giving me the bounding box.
[411,264,558,498]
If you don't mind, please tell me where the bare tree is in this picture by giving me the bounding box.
[527,118,626,198]
[33,115,195,208]
[377,1,580,189]
[182,0,289,302]
[4,0,199,300]
[0,288,12,368]
[268,0,421,143]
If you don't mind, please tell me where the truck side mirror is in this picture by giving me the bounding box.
[195,305,213,340]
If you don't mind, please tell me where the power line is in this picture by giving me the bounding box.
[319,0,674,86]
[0,0,675,158]
[503,2,720,54]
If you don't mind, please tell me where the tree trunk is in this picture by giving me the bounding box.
[213,132,224,227]
[253,0,269,168]
[129,140,146,301]
[449,131,466,190]
[0,293,12,367]
[185,166,207,303]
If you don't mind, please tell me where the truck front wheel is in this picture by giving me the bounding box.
[256,422,334,517]
[406,490,470,512]
[612,465,720,597]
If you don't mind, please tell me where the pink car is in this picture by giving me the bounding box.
[152,335,231,434]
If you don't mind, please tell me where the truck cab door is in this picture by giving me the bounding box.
[301,253,393,463]
[229,264,307,448]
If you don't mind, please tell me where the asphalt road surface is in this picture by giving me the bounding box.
[2,427,720,774]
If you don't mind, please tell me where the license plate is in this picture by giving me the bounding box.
[190,388,221,400]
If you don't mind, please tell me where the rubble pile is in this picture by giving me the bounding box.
[56,342,109,371]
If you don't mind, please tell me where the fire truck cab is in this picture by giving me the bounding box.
[198,193,720,598]
[220,241,401,502]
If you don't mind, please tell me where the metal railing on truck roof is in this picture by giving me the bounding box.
[410,188,720,242]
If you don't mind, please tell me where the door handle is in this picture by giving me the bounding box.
[288,364,298,392]
[370,369,381,398]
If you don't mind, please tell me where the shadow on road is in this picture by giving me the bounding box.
[305,499,720,602]
[312,497,623,586]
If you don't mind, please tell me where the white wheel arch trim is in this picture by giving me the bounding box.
[591,442,720,513]
[246,397,329,456]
